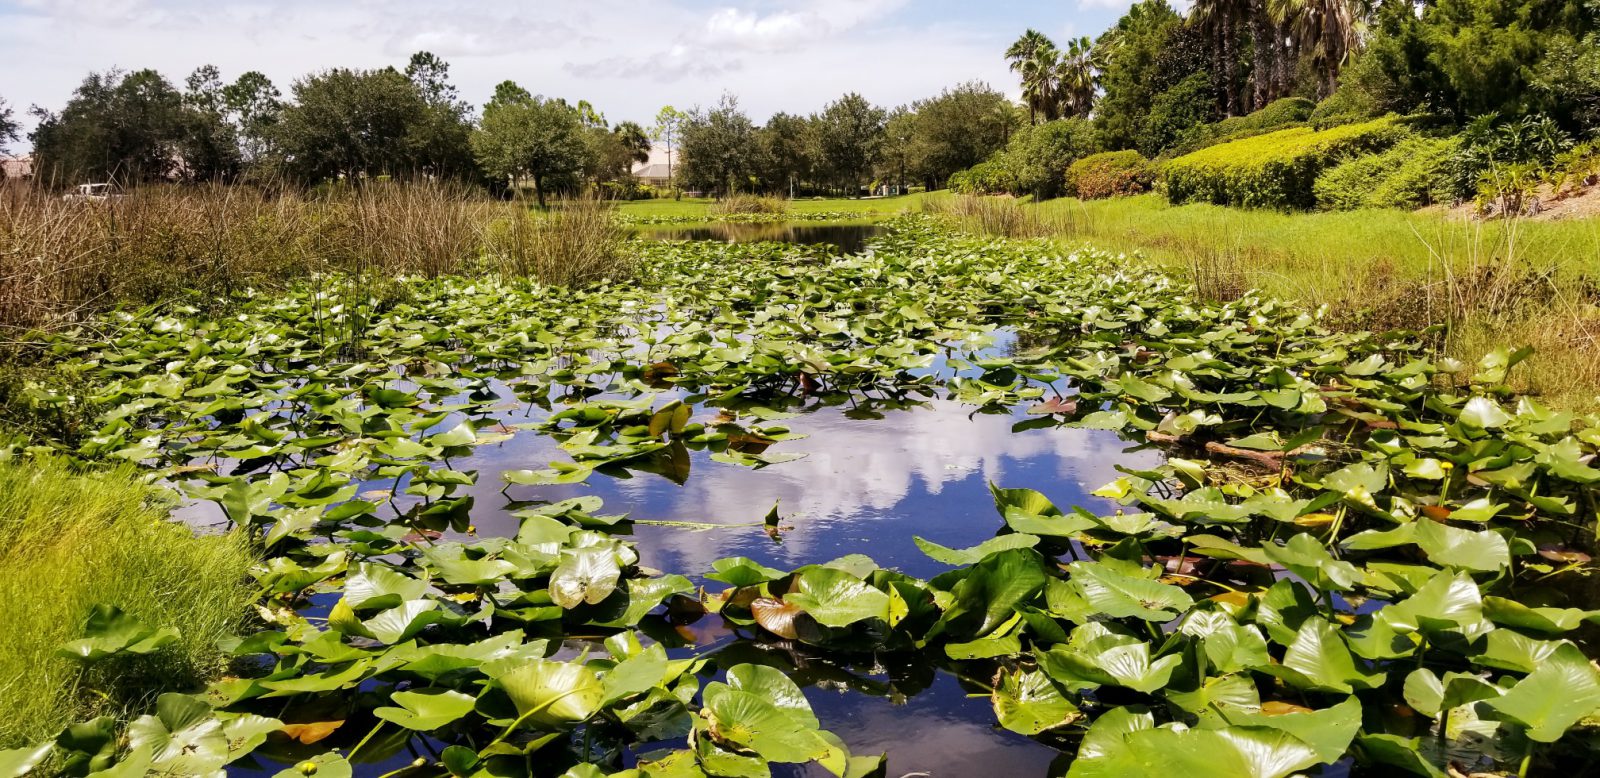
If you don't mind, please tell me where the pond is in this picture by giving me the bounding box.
[632,222,885,254]
[29,220,1600,778]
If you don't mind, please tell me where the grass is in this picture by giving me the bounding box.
[0,458,255,747]
[925,192,1600,409]
[0,181,631,334]
[616,192,930,220]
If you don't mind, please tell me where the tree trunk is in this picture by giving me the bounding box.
[1221,28,1240,117]
[534,173,546,209]
[1250,3,1271,111]
[1274,22,1293,100]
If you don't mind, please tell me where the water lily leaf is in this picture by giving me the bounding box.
[497,658,605,727]
[343,563,428,610]
[1215,697,1362,764]
[991,668,1080,735]
[429,421,479,447]
[1380,571,1483,635]
[1460,397,1512,429]
[1482,596,1600,635]
[1354,734,1447,778]
[1402,668,1498,718]
[783,567,890,628]
[1484,642,1600,742]
[550,546,623,609]
[0,742,53,778]
[936,548,1049,638]
[1262,619,1385,693]
[1066,560,1194,621]
[57,604,180,663]
[125,694,228,775]
[701,687,830,763]
[270,752,353,778]
[707,556,785,588]
[1262,534,1360,592]
[603,644,670,705]
[913,533,1039,565]
[373,688,478,731]
[726,664,818,729]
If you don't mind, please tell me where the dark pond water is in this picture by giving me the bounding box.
[633,223,886,254]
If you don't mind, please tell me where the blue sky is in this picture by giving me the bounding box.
[0,1,1173,146]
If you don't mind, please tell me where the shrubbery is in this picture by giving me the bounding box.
[1067,151,1155,199]
[948,119,1098,199]
[1163,116,1409,209]
[1315,136,1461,210]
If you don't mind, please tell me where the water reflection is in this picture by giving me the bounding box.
[462,398,1159,581]
[634,223,885,254]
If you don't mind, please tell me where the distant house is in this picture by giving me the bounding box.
[1,154,32,184]
[630,144,675,188]
[632,162,672,188]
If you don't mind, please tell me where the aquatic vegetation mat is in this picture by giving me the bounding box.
[5,219,1600,776]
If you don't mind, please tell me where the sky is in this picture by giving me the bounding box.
[0,0,1183,149]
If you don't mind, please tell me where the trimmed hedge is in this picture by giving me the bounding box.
[1315,136,1461,211]
[1067,151,1154,199]
[1162,116,1409,209]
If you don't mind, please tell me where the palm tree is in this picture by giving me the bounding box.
[1270,0,1365,99]
[1019,44,1064,122]
[1006,29,1057,123]
[1190,0,1252,115]
[1056,36,1098,119]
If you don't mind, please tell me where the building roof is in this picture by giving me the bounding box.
[1,154,32,179]
[632,162,673,180]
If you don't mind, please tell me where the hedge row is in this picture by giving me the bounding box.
[1066,151,1154,199]
[1162,116,1409,209]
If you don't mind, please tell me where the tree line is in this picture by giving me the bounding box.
[995,0,1598,164]
[3,53,1018,202]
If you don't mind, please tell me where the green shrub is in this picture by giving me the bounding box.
[1067,151,1155,199]
[1212,97,1316,138]
[949,119,1098,199]
[0,459,256,746]
[1138,73,1217,157]
[1162,116,1410,209]
[1315,136,1462,211]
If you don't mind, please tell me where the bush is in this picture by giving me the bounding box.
[1315,136,1462,211]
[1213,98,1316,138]
[1067,151,1155,199]
[1138,73,1217,157]
[709,194,788,216]
[1162,116,1410,209]
[0,459,255,746]
[949,119,1098,199]
[1439,114,1575,202]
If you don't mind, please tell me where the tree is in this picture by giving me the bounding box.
[1190,0,1251,115]
[584,120,651,193]
[758,112,816,195]
[1056,36,1098,118]
[906,82,1014,187]
[400,52,478,180]
[650,105,686,191]
[178,65,242,181]
[679,95,763,197]
[275,67,432,182]
[1095,1,1207,150]
[1006,29,1056,123]
[0,97,18,157]
[815,93,887,194]
[1018,43,1064,123]
[1270,0,1363,99]
[878,108,915,193]
[470,81,589,207]
[222,71,282,166]
[1138,72,1218,155]
[30,68,191,184]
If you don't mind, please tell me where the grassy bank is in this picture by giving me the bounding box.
[927,193,1600,409]
[0,459,255,746]
[617,192,930,220]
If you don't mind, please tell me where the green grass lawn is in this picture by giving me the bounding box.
[617,193,931,220]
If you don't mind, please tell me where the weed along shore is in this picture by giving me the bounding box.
[2,217,1599,776]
